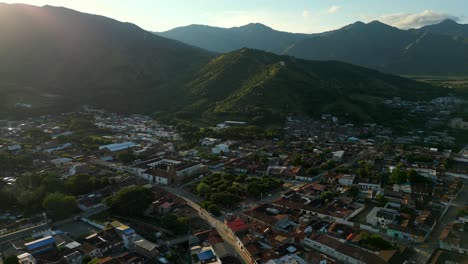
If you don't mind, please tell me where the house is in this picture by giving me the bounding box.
[439,222,468,255]
[427,249,468,264]
[99,142,138,153]
[303,234,387,264]
[17,253,37,264]
[366,207,399,228]
[338,175,355,186]
[393,183,412,193]
[386,224,427,243]
[63,251,83,264]
[44,143,72,154]
[212,144,229,154]
[332,151,345,162]
[130,157,203,185]
[7,144,22,151]
[24,236,56,255]
[265,254,308,264]
[200,138,218,147]
[225,218,249,235]
[242,205,290,232]
[51,157,73,166]
[191,246,222,264]
[134,239,159,259]
[358,180,381,191]
[109,221,136,249]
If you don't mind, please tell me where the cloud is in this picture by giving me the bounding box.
[378,10,461,29]
[302,10,310,18]
[327,5,341,14]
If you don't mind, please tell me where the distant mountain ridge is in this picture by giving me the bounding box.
[157,23,311,53]
[158,19,468,75]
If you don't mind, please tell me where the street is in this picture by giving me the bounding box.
[409,180,468,263]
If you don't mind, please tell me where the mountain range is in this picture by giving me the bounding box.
[0,4,450,123]
[159,19,468,75]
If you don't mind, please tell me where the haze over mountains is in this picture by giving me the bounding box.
[0,3,450,123]
[159,20,468,75]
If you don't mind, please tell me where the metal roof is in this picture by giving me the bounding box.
[24,236,55,250]
[197,249,215,261]
[99,142,137,152]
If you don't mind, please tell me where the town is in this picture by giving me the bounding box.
[1,99,468,264]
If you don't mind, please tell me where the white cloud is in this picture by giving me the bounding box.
[327,5,341,14]
[302,10,310,18]
[378,10,461,29]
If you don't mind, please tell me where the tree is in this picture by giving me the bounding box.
[0,189,17,210]
[320,191,334,201]
[66,174,96,195]
[292,154,304,166]
[390,167,407,184]
[116,151,136,164]
[349,186,360,197]
[42,192,78,220]
[207,204,221,216]
[68,117,96,131]
[160,214,189,235]
[18,189,44,213]
[375,194,387,206]
[196,182,210,198]
[105,186,153,216]
[210,192,241,208]
[360,233,395,250]
[3,255,18,264]
[41,173,64,193]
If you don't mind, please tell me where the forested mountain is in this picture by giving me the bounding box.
[0,4,449,123]
[160,20,468,75]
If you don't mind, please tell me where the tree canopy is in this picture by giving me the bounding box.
[105,186,153,216]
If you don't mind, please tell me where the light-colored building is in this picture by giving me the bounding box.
[212,144,229,154]
[450,118,468,130]
[338,175,355,186]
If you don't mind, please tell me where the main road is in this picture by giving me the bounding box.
[162,186,253,264]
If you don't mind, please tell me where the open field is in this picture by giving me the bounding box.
[405,75,468,89]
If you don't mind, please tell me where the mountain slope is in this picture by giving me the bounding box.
[418,19,468,39]
[0,4,450,124]
[180,49,447,122]
[158,23,311,53]
[0,3,211,115]
[284,21,468,75]
[160,20,468,75]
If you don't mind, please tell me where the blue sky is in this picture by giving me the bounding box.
[3,0,468,32]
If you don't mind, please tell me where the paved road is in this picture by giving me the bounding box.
[409,180,468,263]
[163,186,250,264]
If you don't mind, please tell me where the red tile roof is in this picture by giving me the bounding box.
[226,218,249,233]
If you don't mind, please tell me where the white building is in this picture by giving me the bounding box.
[212,144,229,154]
[338,175,355,186]
[332,150,345,162]
[7,144,22,151]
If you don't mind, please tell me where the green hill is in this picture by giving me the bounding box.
[0,4,451,125]
[0,3,211,116]
[179,49,447,123]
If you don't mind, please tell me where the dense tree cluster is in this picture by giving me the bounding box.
[0,172,110,220]
[105,186,153,216]
[195,173,283,210]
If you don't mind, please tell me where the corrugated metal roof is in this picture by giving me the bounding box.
[25,236,55,250]
[99,142,137,152]
[197,249,215,261]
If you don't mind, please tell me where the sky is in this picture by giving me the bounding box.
[2,0,468,33]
